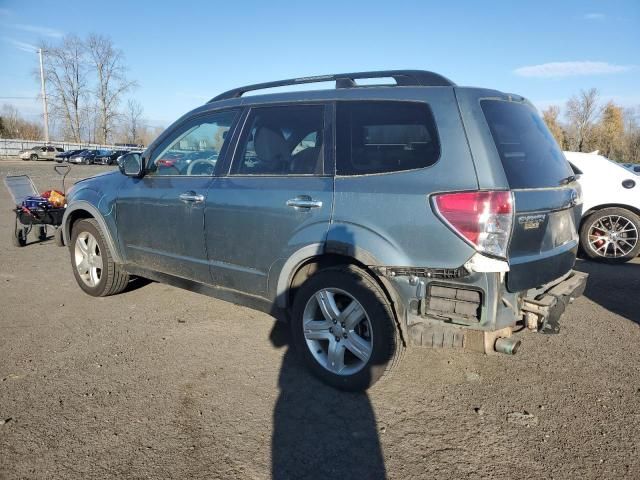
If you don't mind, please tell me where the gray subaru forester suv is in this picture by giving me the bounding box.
[62,70,588,390]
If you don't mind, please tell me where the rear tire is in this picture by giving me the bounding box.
[580,207,640,264]
[290,264,403,391]
[69,218,129,296]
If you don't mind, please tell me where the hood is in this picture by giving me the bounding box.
[74,170,122,185]
[73,170,120,186]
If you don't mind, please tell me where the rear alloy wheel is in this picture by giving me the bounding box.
[291,265,402,391]
[70,218,129,296]
[580,207,640,264]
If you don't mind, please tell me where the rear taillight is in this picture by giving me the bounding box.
[433,191,513,259]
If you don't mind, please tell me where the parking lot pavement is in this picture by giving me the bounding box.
[1,161,639,479]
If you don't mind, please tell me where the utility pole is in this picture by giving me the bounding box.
[38,48,49,144]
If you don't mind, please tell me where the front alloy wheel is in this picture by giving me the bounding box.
[69,218,129,296]
[74,231,103,287]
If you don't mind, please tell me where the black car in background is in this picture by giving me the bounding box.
[68,149,112,165]
[55,149,86,163]
[108,150,131,165]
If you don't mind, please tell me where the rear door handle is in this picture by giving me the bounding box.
[179,191,205,203]
[286,197,323,210]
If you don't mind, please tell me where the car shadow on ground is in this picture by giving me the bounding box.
[574,259,640,325]
[269,321,387,480]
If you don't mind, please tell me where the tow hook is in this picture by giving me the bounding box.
[494,337,521,355]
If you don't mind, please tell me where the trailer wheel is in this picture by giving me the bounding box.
[12,226,27,247]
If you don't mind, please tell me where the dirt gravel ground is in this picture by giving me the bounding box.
[0,160,639,480]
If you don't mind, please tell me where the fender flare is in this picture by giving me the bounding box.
[62,201,123,264]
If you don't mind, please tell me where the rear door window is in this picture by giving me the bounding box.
[336,101,440,175]
[481,100,573,189]
[231,104,325,175]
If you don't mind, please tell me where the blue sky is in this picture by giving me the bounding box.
[1,0,638,128]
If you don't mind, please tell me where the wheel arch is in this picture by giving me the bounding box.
[582,203,640,226]
[63,202,123,264]
[274,246,407,345]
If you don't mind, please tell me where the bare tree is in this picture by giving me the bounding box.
[41,36,88,142]
[86,34,136,144]
[123,98,144,144]
[0,104,44,139]
[566,88,600,152]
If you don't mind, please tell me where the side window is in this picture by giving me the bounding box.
[232,104,324,175]
[336,101,440,175]
[47,146,55,152]
[148,110,238,177]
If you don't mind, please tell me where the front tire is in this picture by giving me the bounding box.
[580,207,640,264]
[69,218,129,296]
[30,154,37,161]
[290,265,402,391]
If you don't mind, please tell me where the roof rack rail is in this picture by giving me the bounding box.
[208,69,455,102]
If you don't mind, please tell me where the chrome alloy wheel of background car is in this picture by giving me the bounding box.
[302,288,373,376]
[74,231,103,287]
[588,215,639,258]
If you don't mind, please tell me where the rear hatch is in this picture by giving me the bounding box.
[455,89,581,292]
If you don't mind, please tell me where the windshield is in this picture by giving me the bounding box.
[481,100,573,189]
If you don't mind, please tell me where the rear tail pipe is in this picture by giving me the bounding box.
[494,337,521,355]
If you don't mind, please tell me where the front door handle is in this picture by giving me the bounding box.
[179,191,205,203]
[286,196,323,210]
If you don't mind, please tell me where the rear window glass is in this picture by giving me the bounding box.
[336,101,440,175]
[481,100,573,188]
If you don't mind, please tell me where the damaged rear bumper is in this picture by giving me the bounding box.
[520,270,588,334]
[380,265,588,354]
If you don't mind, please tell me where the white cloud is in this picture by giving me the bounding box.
[514,61,634,78]
[583,13,605,20]
[13,23,63,38]
[3,37,38,53]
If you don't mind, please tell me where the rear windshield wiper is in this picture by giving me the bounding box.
[559,175,576,185]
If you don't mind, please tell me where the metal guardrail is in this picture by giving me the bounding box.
[0,138,144,157]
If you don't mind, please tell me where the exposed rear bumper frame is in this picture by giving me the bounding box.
[520,270,588,334]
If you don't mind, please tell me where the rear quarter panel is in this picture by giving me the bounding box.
[330,87,479,268]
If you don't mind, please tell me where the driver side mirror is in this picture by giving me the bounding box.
[118,152,144,177]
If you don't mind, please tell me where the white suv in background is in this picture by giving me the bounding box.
[565,151,640,263]
[18,145,64,161]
